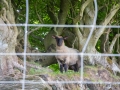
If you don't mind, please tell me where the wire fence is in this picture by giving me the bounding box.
[0,0,120,90]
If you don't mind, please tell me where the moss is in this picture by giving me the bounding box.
[85,65,98,71]
[110,73,120,80]
[106,57,113,65]
[28,64,120,83]
[28,68,41,75]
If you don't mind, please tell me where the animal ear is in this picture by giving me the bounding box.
[63,36,68,40]
[52,35,56,39]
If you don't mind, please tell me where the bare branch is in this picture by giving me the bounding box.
[103,28,111,53]
[27,27,41,35]
[109,34,120,53]
[72,0,94,51]
[117,30,120,53]
[73,23,82,51]
[71,0,93,51]
[73,0,93,23]
[30,34,43,42]
[93,4,120,48]
[72,36,77,48]
[95,4,120,38]
[2,0,9,9]
[35,2,43,24]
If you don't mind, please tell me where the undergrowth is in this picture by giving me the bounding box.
[27,62,120,82]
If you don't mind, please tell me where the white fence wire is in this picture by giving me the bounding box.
[0,0,120,90]
[22,0,29,89]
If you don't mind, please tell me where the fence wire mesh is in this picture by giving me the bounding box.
[0,0,120,90]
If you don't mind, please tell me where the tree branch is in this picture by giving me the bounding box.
[73,23,82,51]
[117,30,120,53]
[35,1,43,24]
[95,4,120,39]
[72,0,93,49]
[57,0,70,35]
[30,34,43,42]
[2,0,9,9]
[108,34,120,53]
[73,0,93,23]
[27,27,41,35]
[47,5,57,24]
[103,28,111,53]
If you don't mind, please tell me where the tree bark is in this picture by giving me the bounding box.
[44,0,70,51]
[0,0,24,77]
[94,4,120,47]
[43,0,120,73]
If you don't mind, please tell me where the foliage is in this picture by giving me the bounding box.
[28,28,49,51]
[48,64,59,72]
[11,0,120,53]
[48,64,79,76]
[0,2,2,11]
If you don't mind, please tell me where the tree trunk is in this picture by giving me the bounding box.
[43,0,120,75]
[0,0,24,77]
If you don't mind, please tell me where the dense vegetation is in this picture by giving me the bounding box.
[12,0,120,53]
[0,0,120,77]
